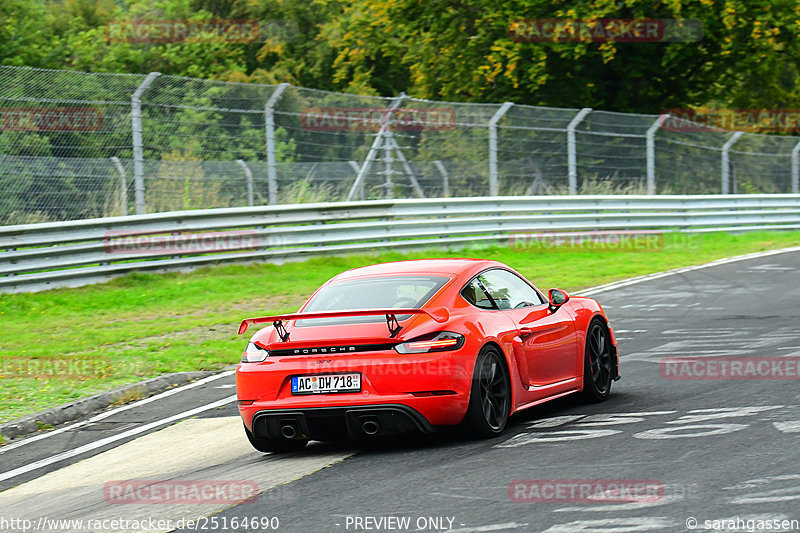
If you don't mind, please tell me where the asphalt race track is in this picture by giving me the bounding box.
[1,248,799,533]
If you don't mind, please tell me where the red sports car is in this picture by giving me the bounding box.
[236,259,619,452]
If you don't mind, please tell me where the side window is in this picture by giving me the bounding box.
[460,279,496,309]
[476,269,545,309]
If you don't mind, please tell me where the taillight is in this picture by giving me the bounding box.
[241,341,269,363]
[394,332,465,354]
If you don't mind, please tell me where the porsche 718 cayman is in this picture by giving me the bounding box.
[236,259,619,452]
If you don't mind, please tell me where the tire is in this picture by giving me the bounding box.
[462,345,512,438]
[582,318,614,401]
[244,424,308,453]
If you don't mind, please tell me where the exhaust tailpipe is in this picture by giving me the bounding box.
[280,424,297,439]
[362,420,380,436]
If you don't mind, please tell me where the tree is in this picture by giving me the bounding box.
[318,0,800,112]
[0,0,63,68]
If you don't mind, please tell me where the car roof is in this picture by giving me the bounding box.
[332,258,506,281]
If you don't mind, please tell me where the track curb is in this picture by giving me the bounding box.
[0,370,223,443]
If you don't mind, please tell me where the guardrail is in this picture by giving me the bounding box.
[2,195,800,293]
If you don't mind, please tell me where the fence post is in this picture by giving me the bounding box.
[567,108,592,195]
[721,131,744,194]
[131,72,161,215]
[383,131,394,198]
[386,131,425,198]
[265,83,289,206]
[434,160,449,197]
[236,159,254,206]
[109,157,127,216]
[792,140,800,194]
[646,114,667,195]
[347,93,406,201]
[347,161,364,199]
[488,102,514,197]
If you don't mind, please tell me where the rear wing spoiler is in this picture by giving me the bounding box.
[238,307,450,341]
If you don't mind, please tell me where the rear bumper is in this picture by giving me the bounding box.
[236,349,474,431]
[250,404,436,441]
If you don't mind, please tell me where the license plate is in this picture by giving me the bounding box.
[291,373,361,395]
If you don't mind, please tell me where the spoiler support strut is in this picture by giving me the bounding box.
[274,320,289,342]
[238,307,450,339]
[386,313,402,338]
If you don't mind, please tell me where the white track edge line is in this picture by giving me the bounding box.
[575,244,800,297]
[0,370,235,453]
[0,395,236,482]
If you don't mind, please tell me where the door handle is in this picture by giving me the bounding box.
[519,327,533,336]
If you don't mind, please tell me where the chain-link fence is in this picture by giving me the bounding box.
[2,65,799,225]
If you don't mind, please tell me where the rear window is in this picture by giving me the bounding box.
[296,275,449,326]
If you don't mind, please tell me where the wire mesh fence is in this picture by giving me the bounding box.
[1,65,799,225]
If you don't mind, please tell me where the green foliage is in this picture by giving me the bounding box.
[279,179,337,204]
[4,0,800,112]
[319,0,800,111]
[0,0,63,68]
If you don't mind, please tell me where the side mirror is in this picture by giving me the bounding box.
[548,288,570,312]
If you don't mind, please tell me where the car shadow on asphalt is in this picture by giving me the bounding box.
[261,391,638,459]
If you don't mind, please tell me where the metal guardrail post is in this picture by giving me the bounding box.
[567,108,592,195]
[265,83,289,206]
[488,102,514,197]
[236,159,255,206]
[347,93,406,201]
[792,141,800,194]
[131,72,161,215]
[646,114,668,195]
[109,157,127,216]
[721,131,745,194]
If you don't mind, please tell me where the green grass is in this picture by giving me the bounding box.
[1,230,798,425]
